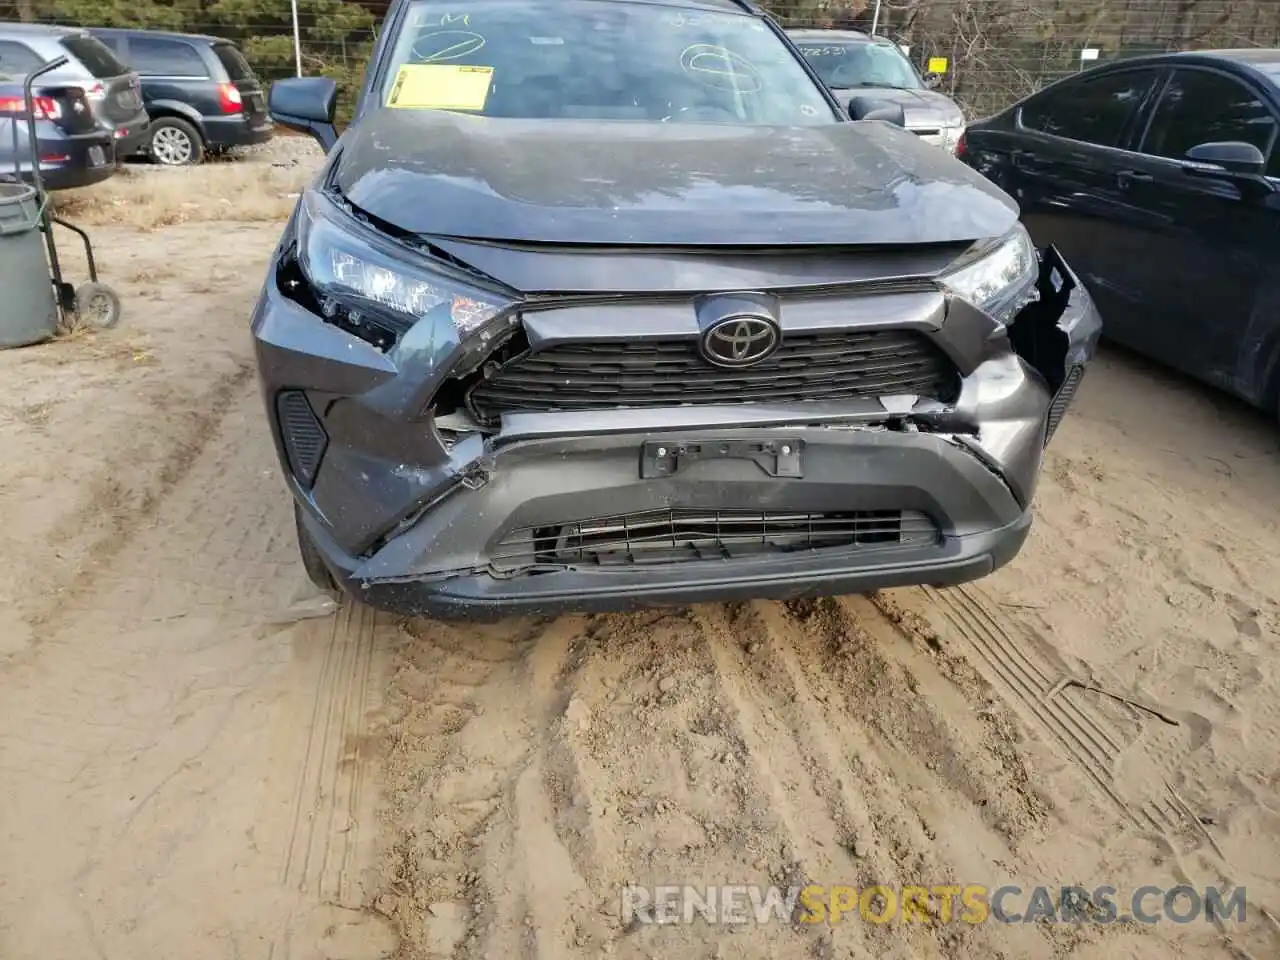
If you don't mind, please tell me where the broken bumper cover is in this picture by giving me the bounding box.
[295,427,1037,619]
[254,245,1101,620]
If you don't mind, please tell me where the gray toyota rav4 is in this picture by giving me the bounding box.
[254,0,1101,619]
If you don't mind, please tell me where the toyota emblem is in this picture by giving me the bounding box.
[699,315,781,368]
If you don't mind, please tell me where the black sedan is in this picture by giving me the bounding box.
[958,49,1280,418]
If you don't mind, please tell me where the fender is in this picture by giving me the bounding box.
[1238,279,1280,413]
[143,98,206,136]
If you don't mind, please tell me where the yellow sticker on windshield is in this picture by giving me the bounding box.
[386,64,493,111]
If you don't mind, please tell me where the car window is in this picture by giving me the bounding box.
[1021,69,1160,147]
[126,37,209,77]
[1139,68,1278,163]
[0,40,44,77]
[213,43,256,83]
[59,32,130,79]
[795,40,921,90]
[96,34,125,56]
[380,0,838,125]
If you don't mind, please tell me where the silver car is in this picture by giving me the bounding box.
[789,28,966,150]
[0,22,150,160]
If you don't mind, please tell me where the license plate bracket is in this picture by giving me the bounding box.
[640,438,804,479]
[88,145,106,167]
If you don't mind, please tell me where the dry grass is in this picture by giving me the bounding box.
[52,160,317,230]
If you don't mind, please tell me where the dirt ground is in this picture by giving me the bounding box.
[1,148,1278,960]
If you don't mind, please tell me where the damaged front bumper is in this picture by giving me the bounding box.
[252,243,1101,619]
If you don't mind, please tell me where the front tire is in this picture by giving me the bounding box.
[148,117,204,167]
[295,502,338,593]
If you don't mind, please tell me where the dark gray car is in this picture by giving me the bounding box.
[254,0,1100,619]
[788,28,966,150]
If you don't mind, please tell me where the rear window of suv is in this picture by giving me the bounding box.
[60,32,129,79]
[213,42,256,82]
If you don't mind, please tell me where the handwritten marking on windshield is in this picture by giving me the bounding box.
[411,30,486,63]
[798,46,851,57]
[680,44,764,94]
[662,11,764,29]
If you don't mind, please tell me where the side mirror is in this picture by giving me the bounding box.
[847,96,906,127]
[269,77,339,152]
[1183,140,1265,176]
[923,72,943,90]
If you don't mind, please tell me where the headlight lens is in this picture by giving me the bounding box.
[940,225,1039,322]
[295,190,512,348]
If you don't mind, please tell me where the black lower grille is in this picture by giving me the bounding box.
[468,330,959,423]
[1045,365,1084,444]
[276,389,327,487]
[490,509,939,571]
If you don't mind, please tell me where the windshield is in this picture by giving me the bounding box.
[380,0,838,124]
[795,40,921,90]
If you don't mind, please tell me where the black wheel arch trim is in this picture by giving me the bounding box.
[143,100,206,138]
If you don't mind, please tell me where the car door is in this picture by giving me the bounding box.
[1119,66,1279,399]
[995,67,1166,347]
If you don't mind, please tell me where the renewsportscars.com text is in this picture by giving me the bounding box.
[620,884,1248,926]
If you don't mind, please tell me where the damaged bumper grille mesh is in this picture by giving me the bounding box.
[490,509,940,571]
[1045,365,1085,444]
[468,330,960,422]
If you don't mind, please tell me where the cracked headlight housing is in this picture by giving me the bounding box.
[940,224,1039,323]
[294,189,514,351]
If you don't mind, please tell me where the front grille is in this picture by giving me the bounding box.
[490,509,939,571]
[1045,365,1084,444]
[468,330,959,422]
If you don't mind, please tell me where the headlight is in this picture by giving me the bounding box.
[939,225,1038,322]
[295,190,514,350]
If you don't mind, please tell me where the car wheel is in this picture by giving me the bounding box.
[294,502,338,594]
[149,118,204,167]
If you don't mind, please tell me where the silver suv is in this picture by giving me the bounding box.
[0,22,150,160]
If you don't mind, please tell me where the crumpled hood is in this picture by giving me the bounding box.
[332,109,1016,246]
[828,86,966,129]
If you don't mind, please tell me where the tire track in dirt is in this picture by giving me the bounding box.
[378,614,607,958]
[0,386,400,960]
[880,584,1202,842]
[383,594,1094,959]
[8,336,255,642]
[280,600,387,908]
[693,596,1064,958]
[876,585,1280,959]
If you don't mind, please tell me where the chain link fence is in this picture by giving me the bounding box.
[3,0,1280,120]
